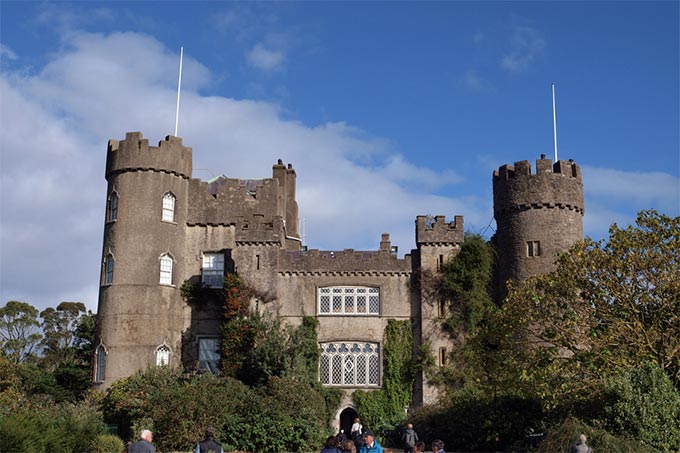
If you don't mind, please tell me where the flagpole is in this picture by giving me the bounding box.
[552,82,558,162]
[174,46,183,137]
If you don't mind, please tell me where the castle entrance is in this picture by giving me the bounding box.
[339,407,358,438]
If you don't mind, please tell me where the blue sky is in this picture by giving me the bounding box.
[1,1,678,311]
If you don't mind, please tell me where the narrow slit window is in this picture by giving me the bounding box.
[256,254,260,270]
[104,254,114,285]
[107,192,118,222]
[439,347,447,367]
[95,345,107,382]
[438,299,447,319]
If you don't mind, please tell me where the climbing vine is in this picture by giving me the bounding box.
[353,319,415,440]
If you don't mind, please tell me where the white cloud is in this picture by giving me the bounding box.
[246,43,286,71]
[500,26,546,73]
[460,70,493,92]
[0,43,17,61]
[582,165,680,239]
[0,31,471,312]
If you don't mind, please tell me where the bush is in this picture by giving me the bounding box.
[0,401,107,453]
[90,433,125,453]
[602,362,680,451]
[102,367,338,452]
[537,417,654,453]
[408,394,543,452]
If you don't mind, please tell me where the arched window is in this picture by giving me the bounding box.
[318,287,380,315]
[95,344,107,383]
[319,342,380,387]
[159,253,173,285]
[107,191,118,222]
[156,345,171,366]
[162,192,175,222]
[104,254,114,285]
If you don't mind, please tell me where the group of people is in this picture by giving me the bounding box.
[125,423,592,453]
[126,427,224,453]
[321,419,445,453]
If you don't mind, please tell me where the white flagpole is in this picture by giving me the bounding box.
[552,82,558,162]
[174,46,184,137]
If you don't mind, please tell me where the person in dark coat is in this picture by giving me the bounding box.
[128,430,155,453]
[195,426,223,453]
[431,439,445,453]
[401,423,419,453]
[321,435,342,453]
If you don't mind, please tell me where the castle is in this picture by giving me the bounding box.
[94,132,584,432]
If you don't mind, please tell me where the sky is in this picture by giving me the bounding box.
[1,1,678,313]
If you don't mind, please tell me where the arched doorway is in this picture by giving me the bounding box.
[339,407,359,438]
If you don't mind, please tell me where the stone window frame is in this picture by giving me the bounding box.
[94,343,107,383]
[156,344,171,366]
[159,252,174,286]
[317,286,380,316]
[103,252,114,286]
[107,190,119,223]
[161,192,176,223]
[527,240,541,257]
[438,347,448,367]
[318,341,381,388]
[201,252,224,288]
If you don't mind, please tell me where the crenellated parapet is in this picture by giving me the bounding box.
[415,215,464,246]
[106,132,192,180]
[493,155,584,217]
[235,214,285,244]
[278,248,412,275]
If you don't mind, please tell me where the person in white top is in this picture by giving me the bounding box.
[351,417,362,439]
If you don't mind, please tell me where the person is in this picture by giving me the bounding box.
[431,439,445,453]
[195,426,223,453]
[336,429,347,445]
[321,435,342,453]
[570,434,593,453]
[401,423,419,453]
[358,429,383,453]
[351,417,363,440]
[351,418,364,452]
[341,439,356,453]
[413,440,425,453]
[128,430,156,453]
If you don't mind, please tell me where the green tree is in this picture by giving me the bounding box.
[0,301,42,363]
[488,210,680,409]
[40,302,88,368]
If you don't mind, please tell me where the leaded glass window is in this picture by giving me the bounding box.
[156,345,170,366]
[319,342,380,387]
[202,253,224,288]
[318,287,379,315]
[162,193,175,222]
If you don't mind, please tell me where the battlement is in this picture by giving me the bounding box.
[493,155,584,216]
[106,132,192,179]
[415,215,464,245]
[279,233,411,274]
[493,154,581,181]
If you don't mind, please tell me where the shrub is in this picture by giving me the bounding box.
[602,362,680,451]
[537,417,654,453]
[90,433,125,453]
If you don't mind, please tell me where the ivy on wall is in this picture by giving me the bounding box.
[353,319,415,439]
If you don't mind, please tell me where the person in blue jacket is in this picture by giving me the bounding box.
[358,429,383,453]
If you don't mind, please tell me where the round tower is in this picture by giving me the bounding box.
[95,132,192,388]
[492,154,584,301]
